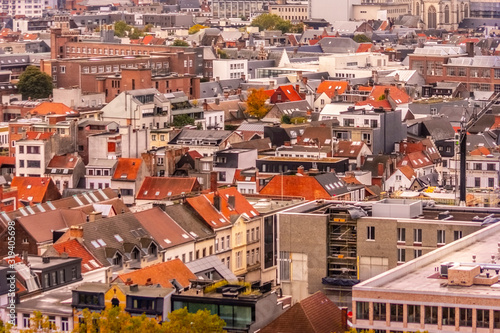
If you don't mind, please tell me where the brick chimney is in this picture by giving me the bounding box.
[210,171,218,192]
[341,307,348,332]
[378,163,384,177]
[69,225,83,239]
[89,211,102,222]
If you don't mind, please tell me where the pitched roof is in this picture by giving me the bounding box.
[24,132,54,140]
[259,291,345,333]
[17,209,88,243]
[398,151,433,169]
[134,207,194,249]
[111,158,142,181]
[10,176,54,203]
[115,259,196,289]
[316,81,348,98]
[0,156,15,167]
[162,204,215,241]
[276,85,303,102]
[333,141,366,158]
[136,177,200,200]
[366,85,411,104]
[52,239,102,273]
[356,43,373,53]
[47,154,80,170]
[397,165,416,180]
[29,102,78,116]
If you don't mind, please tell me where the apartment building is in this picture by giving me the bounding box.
[352,213,500,333]
[211,0,266,18]
[268,3,308,23]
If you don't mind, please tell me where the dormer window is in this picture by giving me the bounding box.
[112,252,123,267]
[148,243,158,257]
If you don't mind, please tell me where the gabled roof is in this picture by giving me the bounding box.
[334,141,367,158]
[276,85,303,102]
[115,259,196,289]
[29,102,78,116]
[17,209,88,244]
[162,204,215,241]
[10,177,55,204]
[316,81,348,98]
[206,187,259,220]
[300,126,333,147]
[361,154,392,177]
[47,154,80,170]
[136,177,200,200]
[24,132,54,140]
[134,207,194,249]
[259,291,345,333]
[52,239,102,273]
[186,194,231,230]
[398,151,433,169]
[366,85,411,104]
[397,165,416,180]
[111,158,142,181]
[356,43,373,53]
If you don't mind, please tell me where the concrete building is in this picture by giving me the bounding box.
[353,1,411,21]
[352,211,500,333]
[310,0,361,23]
[211,0,267,18]
[213,148,258,185]
[213,59,248,80]
[268,2,308,23]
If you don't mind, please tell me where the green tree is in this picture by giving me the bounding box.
[217,49,229,59]
[113,20,129,37]
[291,22,304,33]
[250,14,293,33]
[20,311,56,332]
[162,307,226,333]
[172,39,189,47]
[290,116,307,124]
[17,66,53,100]
[245,88,270,120]
[188,24,208,35]
[172,114,195,127]
[281,114,291,124]
[0,319,12,333]
[353,34,371,43]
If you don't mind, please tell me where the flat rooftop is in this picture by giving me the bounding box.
[355,221,500,298]
[257,156,346,163]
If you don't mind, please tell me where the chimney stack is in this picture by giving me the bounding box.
[210,171,218,192]
[88,211,102,222]
[378,163,384,177]
[69,225,83,239]
[213,191,221,211]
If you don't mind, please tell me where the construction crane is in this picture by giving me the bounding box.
[458,92,500,205]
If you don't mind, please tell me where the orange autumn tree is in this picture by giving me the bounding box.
[245,88,270,120]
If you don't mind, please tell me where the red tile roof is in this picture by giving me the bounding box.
[355,99,392,110]
[316,81,348,98]
[186,188,257,229]
[11,177,53,203]
[470,146,491,156]
[259,175,331,200]
[276,85,302,102]
[356,43,372,53]
[0,156,15,167]
[111,158,142,181]
[136,177,200,200]
[368,85,411,104]
[29,102,78,116]
[47,154,80,169]
[259,291,345,333]
[397,165,416,180]
[25,131,54,140]
[398,151,433,169]
[134,207,194,248]
[333,141,366,158]
[52,239,102,273]
[115,259,196,289]
[142,35,154,45]
[187,150,203,159]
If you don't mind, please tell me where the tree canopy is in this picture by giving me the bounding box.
[353,34,371,43]
[17,65,53,100]
[250,14,304,34]
[172,39,189,47]
[188,24,208,35]
[245,88,270,120]
[172,114,195,127]
[113,21,151,39]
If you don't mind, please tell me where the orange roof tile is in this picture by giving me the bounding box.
[316,81,348,98]
[355,99,392,110]
[112,158,142,181]
[25,131,54,140]
[115,259,196,289]
[52,239,102,273]
[263,89,275,98]
[398,151,433,169]
[470,146,491,156]
[368,85,411,104]
[47,154,80,169]
[356,43,372,53]
[398,165,416,180]
[0,156,15,167]
[23,33,38,40]
[29,102,78,116]
[276,85,302,102]
[186,194,231,229]
[334,141,366,158]
[358,86,372,91]
[259,175,331,200]
[142,35,154,45]
[205,187,259,220]
[10,177,52,203]
[136,177,200,200]
[187,150,203,159]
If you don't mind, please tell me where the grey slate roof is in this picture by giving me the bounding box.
[318,37,359,53]
[168,129,233,145]
[162,204,215,242]
[422,118,455,141]
[229,137,272,150]
[314,173,349,196]
[275,100,312,114]
[362,154,392,177]
[186,255,237,281]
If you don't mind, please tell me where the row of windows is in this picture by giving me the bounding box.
[67,46,151,56]
[367,226,463,244]
[18,160,40,168]
[21,314,69,330]
[215,235,231,252]
[18,145,40,154]
[356,302,500,328]
[87,169,110,176]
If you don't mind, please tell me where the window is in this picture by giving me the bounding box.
[397,248,405,262]
[493,310,500,329]
[390,304,404,322]
[61,317,69,331]
[477,309,489,328]
[425,306,438,324]
[19,145,24,153]
[27,160,40,168]
[397,227,405,243]
[373,302,386,321]
[473,163,482,170]
[475,177,481,187]
[60,66,66,73]
[487,163,496,171]
[215,238,219,252]
[356,302,369,320]
[362,132,371,144]
[437,230,445,244]
[414,249,422,258]
[413,228,422,243]
[460,308,473,327]
[23,313,30,328]
[19,160,24,168]
[236,251,242,268]
[442,307,455,326]
[454,230,462,240]
[367,226,375,240]
[226,235,230,248]
[407,304,420,323]
[489,178,495,188]
[27,146,40,154]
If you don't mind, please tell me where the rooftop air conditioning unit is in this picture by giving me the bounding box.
[440,262,454,277]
